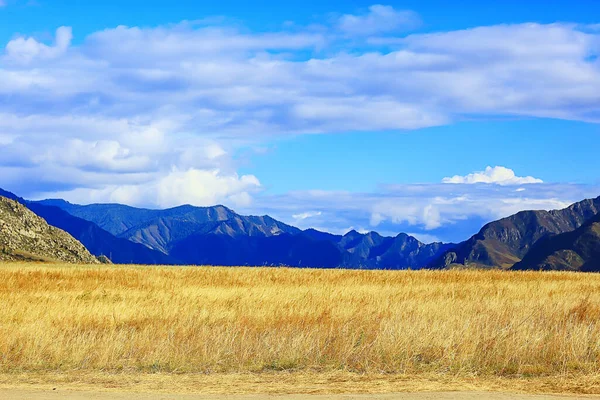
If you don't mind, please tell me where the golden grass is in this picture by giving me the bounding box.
[1,262,599,394]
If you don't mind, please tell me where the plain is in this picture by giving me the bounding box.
[0,263,599,395]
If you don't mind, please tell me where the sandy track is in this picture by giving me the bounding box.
[2,390,600,400]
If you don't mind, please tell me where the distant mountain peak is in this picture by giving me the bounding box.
[344,229,362,237]
[39,198,73,206]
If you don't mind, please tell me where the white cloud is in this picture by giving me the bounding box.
[84,24,326,65]
[0,15,599,213]
[155,168,260,208]
[403,23,591,59]
[292,211,322,220]
[368,194,569,231]
[370,196,462,230]
[338,5,421,36]
[407,233,442,244]
[46,168,261,209]
[33,139,151,172]
[442,166,543,185]
[291,97,448,131]
[244,182,599,243]
[4,26,72,64]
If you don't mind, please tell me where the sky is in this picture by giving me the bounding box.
[1,0,600,243]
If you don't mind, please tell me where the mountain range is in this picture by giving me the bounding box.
[37,198,453,268]
[1,187,600,271]
[1,189,451,269]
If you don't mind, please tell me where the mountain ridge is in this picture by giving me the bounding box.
[33,193,451,269]
[512,213,600,271]
[430,196,600,269]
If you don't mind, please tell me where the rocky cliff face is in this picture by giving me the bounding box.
[0,196,98,263]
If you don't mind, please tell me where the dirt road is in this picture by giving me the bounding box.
[2,390,600,400]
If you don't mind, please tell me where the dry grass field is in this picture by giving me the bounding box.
[0,262,600,395]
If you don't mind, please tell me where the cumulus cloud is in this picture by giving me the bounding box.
[45,168,261,209]
[442,166,543,185]
[337,5,421,36]
[154,168,260,208]
[4,26,72,64]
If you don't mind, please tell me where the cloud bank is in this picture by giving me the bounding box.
[249,172,599,243]
[0,5,599,239]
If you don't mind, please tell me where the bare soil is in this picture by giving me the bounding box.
[2,389,600,400]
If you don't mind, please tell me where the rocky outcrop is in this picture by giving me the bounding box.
[0,196,98,264]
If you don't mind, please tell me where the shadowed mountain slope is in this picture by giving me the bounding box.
[37,200,236,237]
[430,196,600,269]
[35,195,451,268]
[27,203,176,265]
[166,228,452,269]
[119,213,300,254]
[169,232,344,268]
[335,230,454,269]
[512,213,600,271]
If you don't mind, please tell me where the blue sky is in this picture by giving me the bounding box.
[1,0,600,242]
[3,0,600,41]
